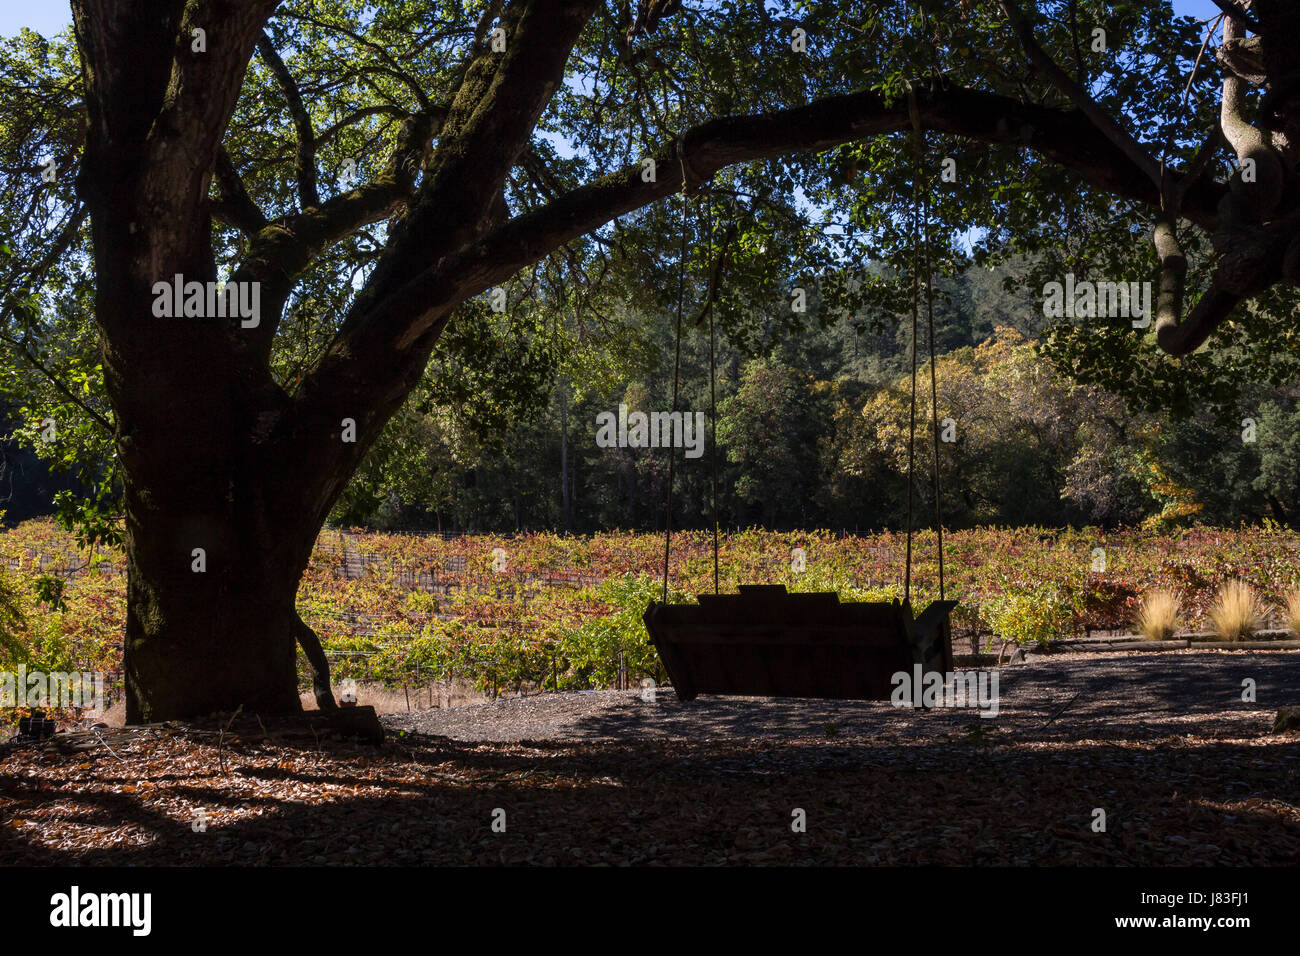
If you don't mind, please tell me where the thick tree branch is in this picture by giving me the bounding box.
[1155,283,1242,354]
[340,0,603,338]
[293,612,337,711]
[1208,0,1258,31]
[1155,8,1288,354]
[233,110,438,361]
[376,82,1229,351]
[1217,12,1283,219]
[257,32,319,209]
[212,146,269,234]
[72,0,283,341]
[279,81,1228,506]
[1152,215,1190,344]
[1256,0,1300,141]
[263,0,602,523]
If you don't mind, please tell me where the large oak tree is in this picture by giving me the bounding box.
[3,0,1298,719]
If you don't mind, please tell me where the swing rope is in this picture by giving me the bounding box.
[904,92,921,605]
[661,178,688,604]
[660,87,948,609]
[904,82,947,604]
[663,89,724,603]
[706,197,720,595]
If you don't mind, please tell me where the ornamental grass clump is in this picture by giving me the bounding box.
[1135,590,1180,641]
[1283,590,1300,638]
[1207,580,1264,642]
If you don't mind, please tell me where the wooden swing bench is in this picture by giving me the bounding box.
[643,584,954,702]
[643,102,958,705]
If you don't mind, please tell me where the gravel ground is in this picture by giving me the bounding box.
[382,648,1300,744]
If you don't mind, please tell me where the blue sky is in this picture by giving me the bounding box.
[0,1,1233,39]
[1,1,70,38]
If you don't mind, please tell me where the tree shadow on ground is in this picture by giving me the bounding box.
[396,651,1300,746]
[2,731,1297,865]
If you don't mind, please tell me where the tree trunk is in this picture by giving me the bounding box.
[124,543,300,722]
[118,439,336,722]
[90,239,339,722]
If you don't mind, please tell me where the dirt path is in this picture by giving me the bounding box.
[382,649,1300,744]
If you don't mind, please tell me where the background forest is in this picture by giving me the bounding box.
[310,256,1300,535]
[6,251,1298,535]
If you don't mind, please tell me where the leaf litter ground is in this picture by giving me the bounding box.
[1,650,1297,865]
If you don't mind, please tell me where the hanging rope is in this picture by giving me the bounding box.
[919,100,947,602]
[661,171,688,604]
[663,86,712,602]
[910,7,948,600]
[904,81,947,603]
[705,197,720,595]
[662,176,723,597]
[657,79,947,607]
[903,85,922,605]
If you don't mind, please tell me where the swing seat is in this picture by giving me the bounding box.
[643,585,955,701]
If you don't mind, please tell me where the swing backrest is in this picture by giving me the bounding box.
[644,585,955,701]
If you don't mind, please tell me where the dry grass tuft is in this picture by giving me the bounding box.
[1208,580,1265,642]
[1283,590,1300,638]
[299,679,497,714]
[98,700,126,728]
[1136,590,1180,640]
[299,683,411,714]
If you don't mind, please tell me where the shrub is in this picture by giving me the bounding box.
[558,574,678,689]
[984,587,1073,647]
[1135,590,1180,640]
[1080,579,1141,632]
[1207,581,1264,642]
[0,569,26,665]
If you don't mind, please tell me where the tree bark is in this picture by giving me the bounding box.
[123,533,306,722]
[109,329,326,722]
[70,0,334,722]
